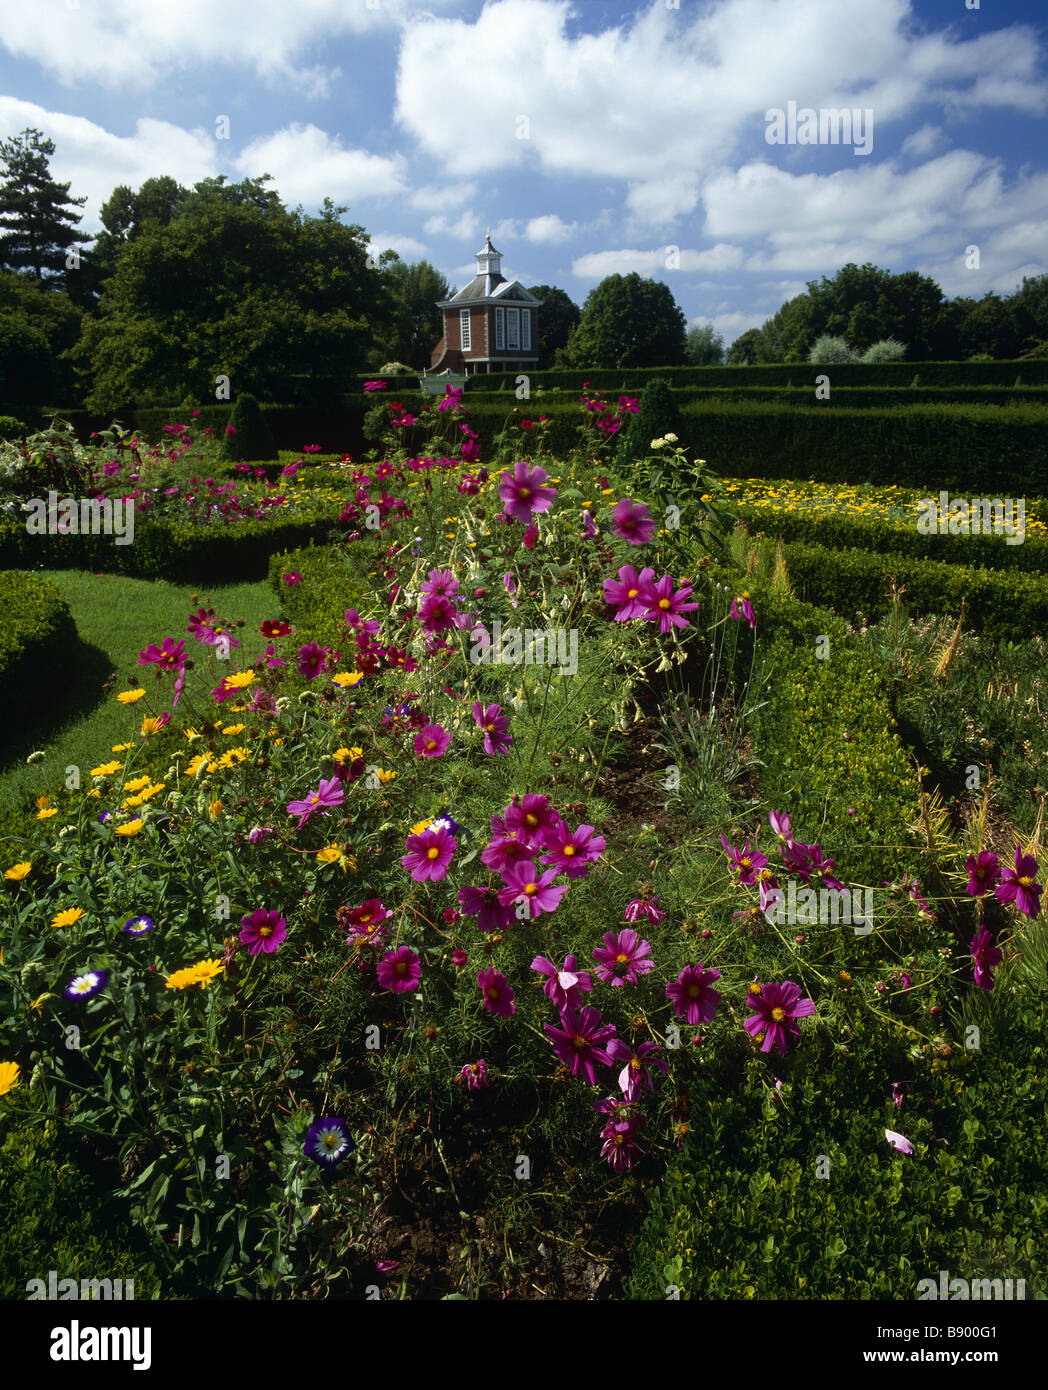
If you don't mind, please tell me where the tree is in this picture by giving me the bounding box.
[372,259,453,370]
[90,176,191,288]
[808,335,858,364]
[0,312,54,411]
[0,268,82,401]
[75,179,384,410]
[0,129,91,293]
[754,294,813,362]
[525,285,580,369]
[726,328,761,365]
[564,273,687,369]
[684,321,725,366]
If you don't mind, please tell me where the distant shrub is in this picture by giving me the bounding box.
[808,335,858,365]
[862,338,907,364]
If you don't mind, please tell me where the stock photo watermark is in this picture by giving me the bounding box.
[470,621,579,676]
[765,101,874,156]
[22,492,135,545]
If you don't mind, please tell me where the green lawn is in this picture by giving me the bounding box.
[0,569,276,820]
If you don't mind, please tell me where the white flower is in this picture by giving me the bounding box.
[664,432,678,443]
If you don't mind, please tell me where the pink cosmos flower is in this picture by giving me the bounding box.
[539,820,605,879]
[504,794,558,846]
[502,572,518,609]
[363,380,388,391]
[480,818,532,874]
[994,846,1042,919]
[582,509,597,538]
[744,980,816,1055]
[666,964,721,1025]
[238,908,288,956]
[418,593,458,633]
[606,1039,668,1102]
[471,701,514,755]
[544,1006,618,1085]
[402,824,457,882]
[377,946,421,994]
[343,899,393,942]
[970,927,1004,990]
[497,861,569,920]
[522,523,539,548]
[137,637,187,672]
[460,1059,489,1091]
[477,966,516,1017]
[965,850,1001,897]
[283,572,302,585]
[768,809,793,844]
[730,593,756,629]
[610,498,656,545]
[499,461,557,525]
[248,826,274,844]
[457,884,516,933]
[414,723,451,758]
[719,835,768,886]
[599,1107,645,1172]
[297,642,328,679]
[639,575,699,633]
[592,928,655,986]
[625,895,665,924]
[530,953,594,1012]
[884,1129,914,1155]
[603,564,657,622]
[344,608,381,635]
[286,777,343,829]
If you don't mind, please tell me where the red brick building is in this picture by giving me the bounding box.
[429,232,540,376]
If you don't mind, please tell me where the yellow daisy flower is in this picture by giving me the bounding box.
[220,670,256,691]
[52,907,86,928]
[190,958,225,987]
[377,769,396,783]
[112,742,133,753]
[90,760,122,777]
[117,689,146,704]
[409,818,434,836]
[86,788,101,799]
[123,775,151,793]
[114,819,144,837]
[35,794,51,810]
[221,724,245,736]
[36,808,58,820]
[164,965,201,991]
[208,800,222,818]
[0,1060,20,1097]
[4,862,32,882]
[140,716,167,736]
[331,672,365,688]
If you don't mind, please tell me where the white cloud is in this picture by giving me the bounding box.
[409,182,477,212]
[0,0,460,92]
[395,0,1048,227]
[525,214,577,244]
[0,96,218,230]
[367,234,429,261]
[423,211,482,241]
[233,124,408,206]
[901,124,946,159]
[572,244,744,279]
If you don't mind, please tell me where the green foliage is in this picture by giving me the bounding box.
[684,321,725,367]
[0,1093,169,1299]
[627,999,1048,1299]
[0,128,91,293]
[222,393,279,463]
[525,285,581,369]
[863,338,907,363]
[564,272,687,369]
[616,377,685,468]
[809,334,858,365]
[782,539,1048,641]
[0,570,77,757]
[372,260,453,371]
[0,413,26,441]
[0,312,54,410]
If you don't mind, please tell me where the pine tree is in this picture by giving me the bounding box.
[221,393,279,462]
[0,129,91,290]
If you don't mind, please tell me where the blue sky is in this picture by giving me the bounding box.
[1,0,1045,346]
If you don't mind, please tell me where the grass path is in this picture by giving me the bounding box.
[0,569,276,819]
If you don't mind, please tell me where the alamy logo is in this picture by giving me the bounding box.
[917,1270,1027,1300]
[27,1271,135,1300]
[765,101,873,156]
[49,1321,151,1371]
[916,493,1025,546]
[470,620,578,676]
[764,881,873,935]
[23,492,135,546]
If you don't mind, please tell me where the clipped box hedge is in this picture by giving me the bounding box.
[738,503,1048,575]
[782,539,1048,640]
[0,569,77,739]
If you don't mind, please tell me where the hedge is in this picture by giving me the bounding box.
[738,503,1048,574]
[461,384,1048,410]
[626,1000,1048,1299]
[781,539,1048,641]
[0,512,343,583]
[268,537,384,658]
[0,570,77,746]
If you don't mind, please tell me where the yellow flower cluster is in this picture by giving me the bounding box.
[164,958,225,990]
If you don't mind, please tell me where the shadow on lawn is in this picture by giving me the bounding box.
[1,637,115,769]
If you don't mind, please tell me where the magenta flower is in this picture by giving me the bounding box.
[402,824,457,882]
[603,564,657,622]
[248,826,273,845]
[238,908,288,956]
[965,851,1001,897]
[885,1129,914,1155]
[297,642,328,679]
[377,946,421,994]
[531,953,593,1012]
[457,884,516,933]
[640,575,699,634]
[283,571,302,585]
[460,1059,489,1091]
[625,895,665,924]
[544,1007,618,1085]
[730,593,756,629]
[499,460,557,524]
[414,723,451,758]
[362,380,388,392]
[497,861,569,920]
[480,818,532,874]
[719,835,768,886]
[418,593,458,633]
[994,846,1042,919]
[137,637,187,672]
[744,980,816,1055]
[768,809,793,843]
[666,964,721,1025]
[970,927,1004,990]
[471,701,514,755]
[599,1107,645,1172]
[582,509,597,538]
[477,966,516,1017]
[504,793,559,846]
[420,568,459,599]
[343,898,393,943]
[286,776,344,829]
[540,820,605,879]
[592,928,655,986]
[522,523,539,548]
[344,608,381,635]
[606,1039,668,1102]
[502,572,518,609]
[610,498,656,545]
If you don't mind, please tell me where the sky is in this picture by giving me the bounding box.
[1,0,1045,347]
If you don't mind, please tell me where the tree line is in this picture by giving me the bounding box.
[1,127,1045,415]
